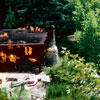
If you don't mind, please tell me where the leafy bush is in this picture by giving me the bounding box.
[45,82,66,99]
[76,10,100,63]
[10,86,30,100]
[43,50,100,100]
[0,88,14,100]
[45,96,67,100]
[69,0,100,63]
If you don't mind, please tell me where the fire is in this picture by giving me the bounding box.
[40,30,43,32]
[8,46,13,50]
[30,26,34,32]
[0,52,7,63]
[26,26,29,28]
[17,26,43,32]
[4,32,8,37]
[8,54,20,63]
[36,26,38,31]
[0,32,8,38]
[24,46,32,56]
[0,34,3,38]
[28,47,32,55]
[18,28,21,30]
[24,46,28,55]
[38,28,41,32]
[28,58,37,62]
[0,51,20,63]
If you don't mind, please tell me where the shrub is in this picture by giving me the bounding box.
[45,96,67,100]
[0,88,14,100]
[69,0,100,63]
[11,86,30,100]
[45,82,66,99]
[43,50,100,100]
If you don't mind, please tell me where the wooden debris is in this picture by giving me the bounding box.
[6,78,17,82]
[0,79,2,84]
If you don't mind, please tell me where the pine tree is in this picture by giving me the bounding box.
[3,7,18,28]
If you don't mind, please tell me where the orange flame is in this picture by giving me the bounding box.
[26,26,29,28]
[0,52,7,63]
[4,32,8,37]
[30,26,34,32]
[40,29,43,32]
[24,46,32,56]
[17,26,43,32]
[8,54,20,63]
[28,58,37,62]
[36,26,38,31]
[0,32,8,38]
[28,47,32,55]
[38,28,41,32]
[8,46,13,50]
[18,28,21,30]
[24,46,28,55]
[0,34,3,38]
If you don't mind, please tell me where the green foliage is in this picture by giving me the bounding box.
[68,0,100,63]
[43,50,100,100]
[3,7,18,28]
[11,86,30,100]
[76,10,100,63]
[68,0,100,30]
[0,0,75,35]
[45,82,66,99]
[45,96,67,100]
[0,88,14,100]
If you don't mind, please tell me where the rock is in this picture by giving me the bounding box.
[45,25,58,66]
[35,68,40,74]
[45,45,58,66]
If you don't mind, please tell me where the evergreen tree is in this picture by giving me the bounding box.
[3,7,18,28]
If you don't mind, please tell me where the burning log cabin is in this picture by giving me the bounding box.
[0,26,56,72]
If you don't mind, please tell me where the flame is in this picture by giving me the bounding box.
[24,46,32,56]
[0,52,6,63]
[28,58,37,62]
[40,29,43,32]
[0,34,3,38]
[36,26,38,31]
[8,54,20,63]
[30,26,34,32]
[24,46,28,55]
[18,28,21,30]
[0,52,20,63]
[4,32,8,37]
[28,47,32,55]
[26,26,29,28]
[38,28,41,32]
[17,26,43,32]
[8,46,13,50]
[0,32,8,38]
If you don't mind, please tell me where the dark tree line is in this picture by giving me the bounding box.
[0,0,75,35]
